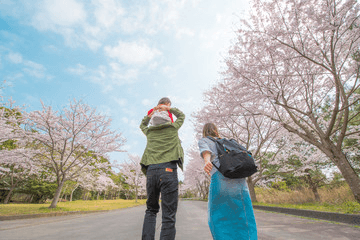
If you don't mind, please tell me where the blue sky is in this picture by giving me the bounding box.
[0,0,249,173]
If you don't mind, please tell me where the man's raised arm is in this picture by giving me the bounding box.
[170,108,185,130]
[140,115,151,135]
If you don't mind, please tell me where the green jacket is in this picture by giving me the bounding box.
[140,108,185,174]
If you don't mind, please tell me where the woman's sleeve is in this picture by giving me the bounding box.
[198,138,215,161]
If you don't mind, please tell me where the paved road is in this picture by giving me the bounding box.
[1,200,360,240]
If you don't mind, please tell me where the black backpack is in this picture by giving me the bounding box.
[207,137,258,179]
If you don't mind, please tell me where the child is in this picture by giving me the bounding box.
[149,109,172,126]
[147,97,174,125]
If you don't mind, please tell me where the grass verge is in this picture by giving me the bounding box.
[252,201,360,214]
[0,199,146,216]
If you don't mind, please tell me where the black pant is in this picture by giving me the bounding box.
[142,162,178,240]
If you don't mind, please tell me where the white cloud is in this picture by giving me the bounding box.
[129,119,141,130]
[119,0,184,35]
[176,28,195,39]
[28,0,104,50]
[141,99,151,106]
[162,66,177,78]
[67,64,87,75]
[5,73,24,83]
[93,0,124,28]
[43,45,61,53]
[67,62,138,92]
[114,97,127,106]
[168,95,195,106]
[104,41,162,65]
[7,52,23,64]
[98,104,112,116]
[32,0,86,30]
[6,52,51,80]
[24,60,44,70]
[23,60,48,79]
[121,144,132,151]
[122,117,129,124]
[119,7,146,34]
[109,62,138,82]
[83,38,102,51]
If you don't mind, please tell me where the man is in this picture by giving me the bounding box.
[140,97,185,240]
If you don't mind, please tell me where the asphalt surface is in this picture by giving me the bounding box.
[1,200,360,240]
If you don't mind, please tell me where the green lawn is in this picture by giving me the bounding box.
[252,201,360,214]
[0,199,146,216]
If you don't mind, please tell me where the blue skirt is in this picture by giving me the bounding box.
[208,171,258,240]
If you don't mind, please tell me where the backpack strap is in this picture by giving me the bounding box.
[206,136,228,152]
[205,136,223,171]
[206,136,216,142]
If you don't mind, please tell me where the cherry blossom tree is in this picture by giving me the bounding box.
[192,83,291,201]
[68,181,80,202]
[0,108,18,146]
[23,99,126,208]
[0,149,40,203]
[92,174,117,200]
[0,97,39,203]
[193,72,337,201]
[269,133,332,201]
[110,172,126,200]
[225,0,360,202]
[183,145,210,200]
[118,154,146,202]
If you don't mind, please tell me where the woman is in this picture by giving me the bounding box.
[198,123,258,240]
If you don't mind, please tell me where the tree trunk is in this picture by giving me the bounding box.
[312,186,320,202]
[82,190,87,200]
[323,145,360,203]
[50,181,64,208]
[97,192,100,200]
[305,173,321,202]
[135,187,138,203]
[4,186,15,204]
[247,176,257,202]
[70,184,80,202]
[25,194,31,203]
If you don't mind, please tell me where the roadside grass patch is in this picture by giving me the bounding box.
[0,199,146,216]
[252,201,360,214]
[254,184,360,214]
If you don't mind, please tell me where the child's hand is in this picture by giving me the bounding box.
[158,104,171,111]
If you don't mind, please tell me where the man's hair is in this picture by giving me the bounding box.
[203,123,220,138]
[158,97,171,106]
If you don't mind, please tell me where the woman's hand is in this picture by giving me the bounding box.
[202,151,213,175]
[204,160,213,175]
